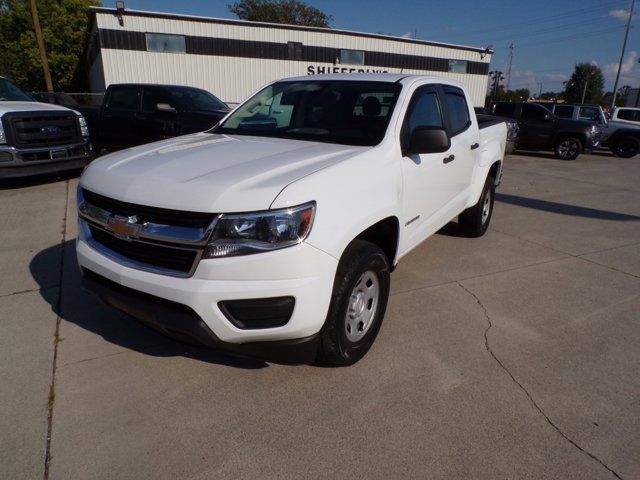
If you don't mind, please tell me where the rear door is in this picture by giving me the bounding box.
[99,86,142,150]
[440,85,479,209]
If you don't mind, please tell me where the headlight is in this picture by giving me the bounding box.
[203,202,316,258]
[77,115,90,137]
[0,119,5,144]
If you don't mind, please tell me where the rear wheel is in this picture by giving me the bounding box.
[611,136,640,158]
[316,240,390,367]
[554,136,582,160]
[459,175,495,237]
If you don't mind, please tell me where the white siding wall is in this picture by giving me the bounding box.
[94,12,491,105]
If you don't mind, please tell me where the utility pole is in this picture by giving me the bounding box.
[581,79,589,104]
[538,82,543,98]
[505,43,515,91]
[489,71,504,102]
[29,0,53,92]
[611,0,635,110]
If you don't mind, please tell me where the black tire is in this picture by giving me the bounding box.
[611,136,640,158]
[458,175,495,237]
[554,136,582,160]
[316,240,390,367]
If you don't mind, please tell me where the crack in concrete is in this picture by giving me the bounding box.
[0,285,58,299]
[457,282,624,480]
[43,179,69,480]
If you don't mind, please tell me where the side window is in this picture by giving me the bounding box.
[554,105,574,119]
[492,103,516,118]
[406,89,443,138]
[617,109,638,121]
[142,88,174,113]
[522,103,550,121]
[107,87,140,111]
[444,88,471,135]
[578,107,600,122]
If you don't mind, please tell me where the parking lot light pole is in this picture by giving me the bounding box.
[611,0,635,110]
[29,0,53,92]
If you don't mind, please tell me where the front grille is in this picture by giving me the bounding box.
[89,225,198,274]
[82,189,215,229]
[3,111,82,148]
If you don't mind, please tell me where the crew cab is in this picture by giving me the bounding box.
[80,83,230,153]
[77,74,507,366]
[490,101,601,160]
[0,76,92,178]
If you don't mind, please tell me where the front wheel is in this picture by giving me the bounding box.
[554,136,582,160]
[611,136,640,158]
[458,175,495,237]
[316,240,390,367]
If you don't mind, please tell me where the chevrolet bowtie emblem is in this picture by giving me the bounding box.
[106,215,141,240]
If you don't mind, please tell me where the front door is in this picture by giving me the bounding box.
[518,103,555,148]
[99,86,142,150]
[401,85,458,252]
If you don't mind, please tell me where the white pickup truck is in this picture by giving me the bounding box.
[0,76,92,178]
[77,74,507,366]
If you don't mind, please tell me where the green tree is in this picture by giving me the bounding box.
[228,0,332,27]
[563,63,605,104]
[0,0,101,92]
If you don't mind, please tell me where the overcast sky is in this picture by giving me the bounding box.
[120,0,638,93]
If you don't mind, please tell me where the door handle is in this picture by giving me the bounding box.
[470,143,480,150]
[443,154,455,164]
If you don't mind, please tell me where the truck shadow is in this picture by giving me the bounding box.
[30,241,268,370]
[495,193,640,221]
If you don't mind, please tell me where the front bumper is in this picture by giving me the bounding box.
[81,270,320,363]
[76,231,338,353]
[0,141,92,178]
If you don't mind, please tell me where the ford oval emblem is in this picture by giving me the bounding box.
[41,125,61,135]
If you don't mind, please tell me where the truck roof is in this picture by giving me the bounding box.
[281,73,465,87]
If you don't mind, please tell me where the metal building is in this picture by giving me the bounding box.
[87,6,493,105]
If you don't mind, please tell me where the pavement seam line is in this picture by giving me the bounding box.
[390,255,570,298]
[43,179,70,480]
[457,281,624,480]
[0,285,58,299]
[576,256,640,280]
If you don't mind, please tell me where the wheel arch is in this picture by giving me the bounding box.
[352,216,400,268]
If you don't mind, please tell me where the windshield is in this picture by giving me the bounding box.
[214,80,401,146]
[168,87,228,112]
[0,77,33,101]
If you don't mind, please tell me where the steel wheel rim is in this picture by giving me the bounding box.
[345,270,379,342]
[559,140,578,158]
[481,189,492,224]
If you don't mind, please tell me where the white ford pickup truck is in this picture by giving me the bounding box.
[77,74,507,366]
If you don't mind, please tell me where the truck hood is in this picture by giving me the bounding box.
[0,101,79,116]
[80,133,365,212]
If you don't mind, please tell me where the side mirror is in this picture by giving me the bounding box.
[407,127,450,154]
[156,102,176,113]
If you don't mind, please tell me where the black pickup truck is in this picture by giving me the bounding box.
[489,102,601,160]
[79,84,230,152]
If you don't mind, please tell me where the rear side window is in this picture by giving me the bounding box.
[578,107,601,122]
[617,109,640,121]
[554,105,573,119]
[108,87,140,111]
[444,87,471,135]
[492,103,516,117]
[406,89,443,136]
[522,103,550,121]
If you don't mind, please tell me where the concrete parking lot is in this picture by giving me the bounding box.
[1,152,639,479]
